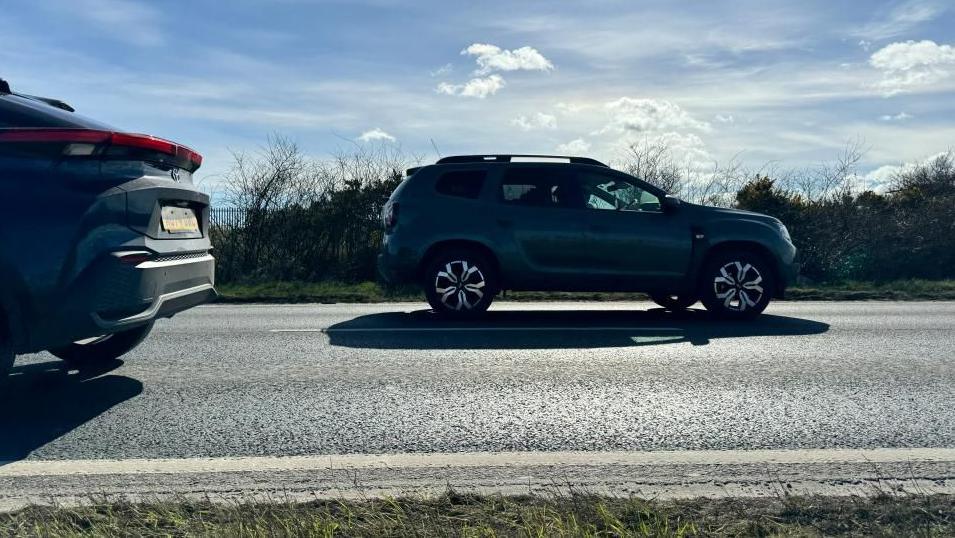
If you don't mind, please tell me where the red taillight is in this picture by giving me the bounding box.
[0,128,202,169]
[110,132,202,167]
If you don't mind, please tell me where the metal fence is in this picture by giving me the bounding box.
[209,207,248,228]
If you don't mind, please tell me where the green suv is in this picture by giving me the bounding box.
[378,155,798,320]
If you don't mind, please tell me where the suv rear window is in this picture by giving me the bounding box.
[435,170,486,199]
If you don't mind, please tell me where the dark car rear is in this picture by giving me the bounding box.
[0,81,215,377]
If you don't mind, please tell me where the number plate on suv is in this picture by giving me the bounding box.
[160,206,199,234]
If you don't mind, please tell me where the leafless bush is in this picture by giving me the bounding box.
[617,140,683,194]
[224,135,330,212]
[213,137,413,283]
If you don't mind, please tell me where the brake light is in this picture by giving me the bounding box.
[0,128,202,169]
[383,201,399,229]
[111,132,202,167]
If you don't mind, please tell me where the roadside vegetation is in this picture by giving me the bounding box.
[208,137,955,300]
[2,491,952,537]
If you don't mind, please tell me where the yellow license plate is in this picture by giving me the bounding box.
[161,206,199,233]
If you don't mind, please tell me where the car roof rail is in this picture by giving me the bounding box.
[435,154,608,167]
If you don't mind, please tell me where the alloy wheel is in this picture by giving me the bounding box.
[713,261,764,312]
[434,260,486,311]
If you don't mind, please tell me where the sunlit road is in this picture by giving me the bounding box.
[1,301,953,506]
[6,301,955,459]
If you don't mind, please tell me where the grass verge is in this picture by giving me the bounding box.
[216,279,955,304]
[1,492,951,537]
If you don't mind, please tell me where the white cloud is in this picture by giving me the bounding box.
[870,40,955,96]
[597,98,711,135]
[555,102,591,115]
[556,138,591,154]
[436,74,505,98]
[715,114,735,124]
[429,63,453,77]
[462,43,554,75]
[435,43,552,99]
[864,164,904,191]
[879,112,913,121]
[854,0,946,40]
[512,112,557,131]
[358,127,396,142]
[645,132,714,173]
[863,151,948,191]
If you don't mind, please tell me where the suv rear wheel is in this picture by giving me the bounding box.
[423,249,497,318]
[49,322,154,367]
[699,250,774,320]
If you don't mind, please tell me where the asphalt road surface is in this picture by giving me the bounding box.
[1,301,953,506]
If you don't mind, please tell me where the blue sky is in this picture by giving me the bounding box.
[3,0,954,194]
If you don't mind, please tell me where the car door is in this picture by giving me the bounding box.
[492,165,593,289]
[568,167,693,289]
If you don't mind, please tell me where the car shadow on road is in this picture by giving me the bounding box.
[325,307,830,349]
[0,359,142,463]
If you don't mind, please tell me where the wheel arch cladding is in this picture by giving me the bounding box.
[700,240,782,298]
[418,239,501,284]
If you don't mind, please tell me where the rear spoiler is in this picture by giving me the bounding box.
[0,78,75,112]
[20,94,75,112]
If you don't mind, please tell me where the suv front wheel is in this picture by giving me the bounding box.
[699,250,774,320]
[423,249,497,318]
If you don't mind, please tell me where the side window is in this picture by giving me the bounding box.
[574,171,662,212]
[434,170,486,199]
[500,167,566,207]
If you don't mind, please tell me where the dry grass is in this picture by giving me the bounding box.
[1,491,952,537]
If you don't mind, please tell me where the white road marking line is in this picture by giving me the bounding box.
[2,448,953,478]
[270,327,683,333]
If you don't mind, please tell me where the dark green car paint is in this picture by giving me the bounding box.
[378,162,797,297]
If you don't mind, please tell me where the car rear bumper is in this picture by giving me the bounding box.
[377,234,419,285]
[91,254,217,331]
[23,252,217,353]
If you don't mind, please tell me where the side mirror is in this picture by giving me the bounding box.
[662,195,682,211]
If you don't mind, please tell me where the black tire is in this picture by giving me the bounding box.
[698,250,774,320]
[423,248,497,318]
[649,293,698,311]
[49,322,154,366]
